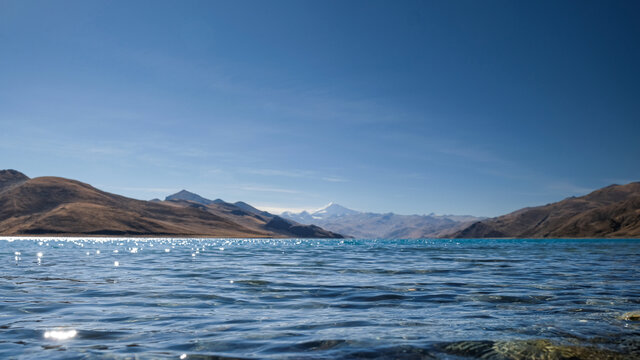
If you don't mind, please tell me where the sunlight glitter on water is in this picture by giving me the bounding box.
[1,237,638,359]
[43,329,77,341]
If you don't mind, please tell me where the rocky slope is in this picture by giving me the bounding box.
[448,182,640,238]
[0,169,29,192]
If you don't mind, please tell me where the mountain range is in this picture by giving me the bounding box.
[281,182,640,238]
[281,203,484,239]
[2,169,639,238]
[0,170,342,238]
[160,189,342,238]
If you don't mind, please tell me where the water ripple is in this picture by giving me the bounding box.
[0,237,639,359]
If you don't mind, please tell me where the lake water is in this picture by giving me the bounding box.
[1,238,639,359]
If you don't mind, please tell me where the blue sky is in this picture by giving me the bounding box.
[1,0,639,216]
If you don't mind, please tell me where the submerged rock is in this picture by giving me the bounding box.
[620,311,640,321]
[439,339,636,360]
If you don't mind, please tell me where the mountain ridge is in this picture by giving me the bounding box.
[447,181,640,238]
[0,170,343,238]
[3,169,637,238]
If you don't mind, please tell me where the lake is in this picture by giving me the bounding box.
[1,238,639,359]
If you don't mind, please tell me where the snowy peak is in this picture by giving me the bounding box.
[312,202,360,218]
[281,203,360,223]
[279,203,486,239]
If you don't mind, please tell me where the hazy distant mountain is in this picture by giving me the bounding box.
[0,170,343,238]
[282,202,359,223]
[165,189,225,205]
[281,203,483,239]
[233,201,272,218]
[281,210,315,223]
[447,182,640,238]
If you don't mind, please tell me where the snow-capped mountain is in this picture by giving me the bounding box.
[312,202,360,218]
[281,203,484,239]
[282,202,360,223]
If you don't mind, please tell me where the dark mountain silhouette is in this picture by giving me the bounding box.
[0,170,342,238]
[165,189,224,205]
[448,182,640,238]
[233,201,272,218]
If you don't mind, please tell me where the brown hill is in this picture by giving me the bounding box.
[0,170,343,238]
[448,182,640,238]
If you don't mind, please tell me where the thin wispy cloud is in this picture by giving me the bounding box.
[237,186,301,194]
[252,205,310,215]
[545,182,595,196]
[86,146,130,156]
[432,141,507,165]
[321,176,347,183]
[243,168,348,183]
[244,168,312,178]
